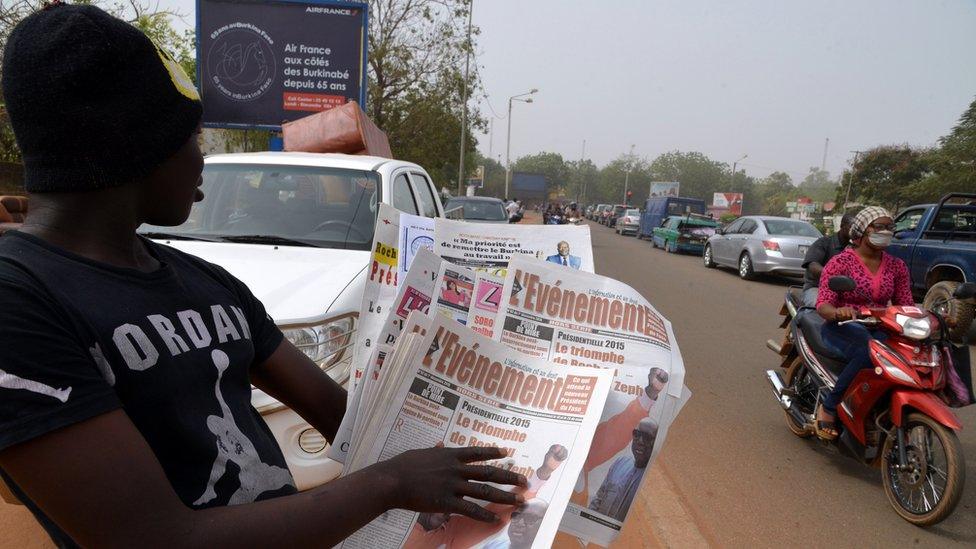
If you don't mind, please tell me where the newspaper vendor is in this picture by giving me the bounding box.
[0,5,526,547]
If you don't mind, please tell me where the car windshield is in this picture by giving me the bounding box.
[762,219,821,237]
[139,163,380,250]
[445,199,507,221]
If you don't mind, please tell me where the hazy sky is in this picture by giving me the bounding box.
[165,0,976,181]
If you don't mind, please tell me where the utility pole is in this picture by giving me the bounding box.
[731,154,748,189]
[623,144,635,204]
[844,150,863,207]
[577,139,586,203]
[456,0,474,195]
[821,138,829,172]
[504,89,537,198]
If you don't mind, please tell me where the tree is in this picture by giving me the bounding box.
[755,171,795,216]
[648,151,727,203]
[840,145,932,211]
[910,96,976,202]
[365,0,481,187]
[510,152,570,199]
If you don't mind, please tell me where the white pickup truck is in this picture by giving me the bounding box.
[139,151,446,489]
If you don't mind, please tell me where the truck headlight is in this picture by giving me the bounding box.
[281,314,356,381]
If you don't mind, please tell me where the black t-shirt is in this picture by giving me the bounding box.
[801,234,847,291]
[0,232,296,531]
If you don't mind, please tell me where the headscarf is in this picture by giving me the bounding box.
[849,206,892,240]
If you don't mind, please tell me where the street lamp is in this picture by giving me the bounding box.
[505,89,538,199]
[730,154,748,188]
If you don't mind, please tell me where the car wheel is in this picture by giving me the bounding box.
[703,244,716,268]
[739,252,756,280]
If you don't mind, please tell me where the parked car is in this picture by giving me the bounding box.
[650,214,720,253]
[592,203,610,220]
[615,208,642,235]
[138,151,446,490]
[637,196,708,239]
[887,193,976,342]
[444,196,510,223]
[598,204,614,225]
[607,204,629,228]
[702,216,821,280]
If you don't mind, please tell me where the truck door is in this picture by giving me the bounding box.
[891,207,927,290]
[408,171,442,217]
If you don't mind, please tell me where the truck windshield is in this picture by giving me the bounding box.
[139,163,381,250]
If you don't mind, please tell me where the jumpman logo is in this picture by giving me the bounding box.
[0,369,71,403]
[193,349,294,506]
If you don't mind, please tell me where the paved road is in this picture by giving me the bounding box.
[587,219,976,547]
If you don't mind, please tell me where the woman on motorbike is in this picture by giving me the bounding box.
[813,206,914,440]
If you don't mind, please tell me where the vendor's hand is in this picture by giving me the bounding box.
[376,446,526,523]
[834,307,859,322]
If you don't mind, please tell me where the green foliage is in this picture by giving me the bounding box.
[839,145,933,211]
[365,0,482,190]
[720,213,738,224]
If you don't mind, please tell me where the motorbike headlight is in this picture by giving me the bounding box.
[281,314,356,381]
[895,314,932,340]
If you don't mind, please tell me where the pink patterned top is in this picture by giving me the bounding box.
[816,248,913,310]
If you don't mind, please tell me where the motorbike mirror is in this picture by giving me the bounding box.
[953,282,976,300]
[827,276,856,293]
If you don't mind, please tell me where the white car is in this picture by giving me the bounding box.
[139,152,445,489]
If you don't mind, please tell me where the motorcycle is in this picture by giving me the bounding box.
[545,212,565,225]
[765,276,976,526]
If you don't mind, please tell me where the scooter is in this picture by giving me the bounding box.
[765,276,976,526]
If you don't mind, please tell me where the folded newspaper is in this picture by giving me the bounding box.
[334,212,690,548]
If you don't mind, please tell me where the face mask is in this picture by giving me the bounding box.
[868,231,893,248]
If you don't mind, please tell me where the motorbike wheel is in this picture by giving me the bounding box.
[703,244,716,268]
[783,358,815,438]
[881,412,965,527]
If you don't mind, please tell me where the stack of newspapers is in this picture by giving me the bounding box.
[332,204,691,549]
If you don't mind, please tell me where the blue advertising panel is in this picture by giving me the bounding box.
[197,0,368,129]
[512,172,547,193]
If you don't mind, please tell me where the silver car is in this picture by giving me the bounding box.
[702,216,822,279]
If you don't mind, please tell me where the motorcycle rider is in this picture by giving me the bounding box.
[800,213,855,307]
[813,206,914,440]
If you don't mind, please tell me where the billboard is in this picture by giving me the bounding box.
[511,172,547,205]
[197,0,368,129]
[712,192,744,216]
[649,181,680,198]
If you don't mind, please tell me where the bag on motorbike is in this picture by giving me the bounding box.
[942,345,974,407]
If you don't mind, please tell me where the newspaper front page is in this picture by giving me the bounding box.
[493,255,687,546]
[339,313,613,549]
[433,262,477,325]
[467,271,505,337]
[434,218,595,273]
[331,248,443,462]
[351,206,434,394]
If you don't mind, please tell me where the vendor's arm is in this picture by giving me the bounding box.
[250,341,347,443]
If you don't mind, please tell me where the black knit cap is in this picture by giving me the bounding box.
[1,2,203,192]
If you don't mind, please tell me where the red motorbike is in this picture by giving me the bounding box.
[766,276,975,526]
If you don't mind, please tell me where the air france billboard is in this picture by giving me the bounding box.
[197,0,368,129]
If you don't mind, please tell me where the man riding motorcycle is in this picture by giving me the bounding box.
[801,213,854,308]
[813,206,914,440]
